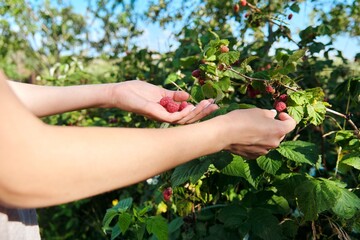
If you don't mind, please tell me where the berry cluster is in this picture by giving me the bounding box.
[247,84,288,113]
[160,96,189,113]
[273,94,288,112]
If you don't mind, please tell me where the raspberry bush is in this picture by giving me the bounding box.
[1,0,359,239]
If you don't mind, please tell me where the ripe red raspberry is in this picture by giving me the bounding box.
[247,85,260,98]
[265,85,275,94]
[159,96,173,107]
[240,0,247,7]
[166,101,180,113]
[279,94,288,102]
[192,69,201,78]
[163,187,172,201]
[179,101,189,111]
[288,13,293,20]
[274,101,287,112]
[220,45,229,53]
[233,4,240,13]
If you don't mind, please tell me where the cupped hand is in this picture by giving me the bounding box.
[108,80,219,124]
[220,108,296,159]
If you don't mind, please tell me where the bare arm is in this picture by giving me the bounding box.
[6,79,218,123]
[0,76,296,209]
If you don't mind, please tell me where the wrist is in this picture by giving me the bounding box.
[99,83,118,108]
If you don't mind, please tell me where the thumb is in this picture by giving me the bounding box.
[277,112,297,133]
[172,91,190,102]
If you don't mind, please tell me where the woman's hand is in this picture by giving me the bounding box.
[219,108,297,159]
[108,80,219,124]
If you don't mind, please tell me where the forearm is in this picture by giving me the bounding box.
[7,80,112,117]
[0,118,224,208]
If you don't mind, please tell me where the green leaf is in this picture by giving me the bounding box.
[288,91,307,105]
[218,51,240,65]
[180,56,199,68]
[110,224,121,240]
[288,49,306,63]
[218,76,231,91]
[256,151,283,175]
[249,208,283,240]
[295,178,339,221]
[287,105,305,124]
[240,56,258,68]
[332,188,360,219]
[118,212,132,235]
[306,101,326,126]
[199,63,217,76]
[277,140,318,166]
[102,209,118,229]
[171,158,211,187]
[274,173,306,200]
[113,197,133,212]
[168,217,184,234]
[202,82,217,98]
[146,216,168,240]
[191,85,205,102]
[289,3,300,13]
[221,155,262,188]
[217,205,248,229]
[341,153,360,170]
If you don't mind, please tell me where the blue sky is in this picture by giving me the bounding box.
[54,0,360,60]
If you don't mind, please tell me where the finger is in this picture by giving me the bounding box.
[264,109,277,118]
[177,99,213,124]
[172,91,190,102]
[277,112,297,133]
[185,104,219,124]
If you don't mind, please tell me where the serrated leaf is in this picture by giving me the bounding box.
[295,178,339,221]
[199,63,217,76]
[218,51,240,65]
[191,85,205,102]
[306,101,326,126]
[218,76,231,91]
[180,56,198,68]
[288,91,307,105]
[221,155,262,188]
[171,158,211,187]
[332,188,360,219]
[341,153,360,170]
[274,173,306,200]
[287,105,304,124]
[256,151,283,175]
[277,141,318,165]
[146,216,168,240]
[118,212,132,235]
[202,82,217,98]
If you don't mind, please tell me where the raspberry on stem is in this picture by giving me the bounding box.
[279,94,288,102]
[163,187,172,202]
[220,45,229,53]
[274,101,287,112]
[192,69,201,78]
